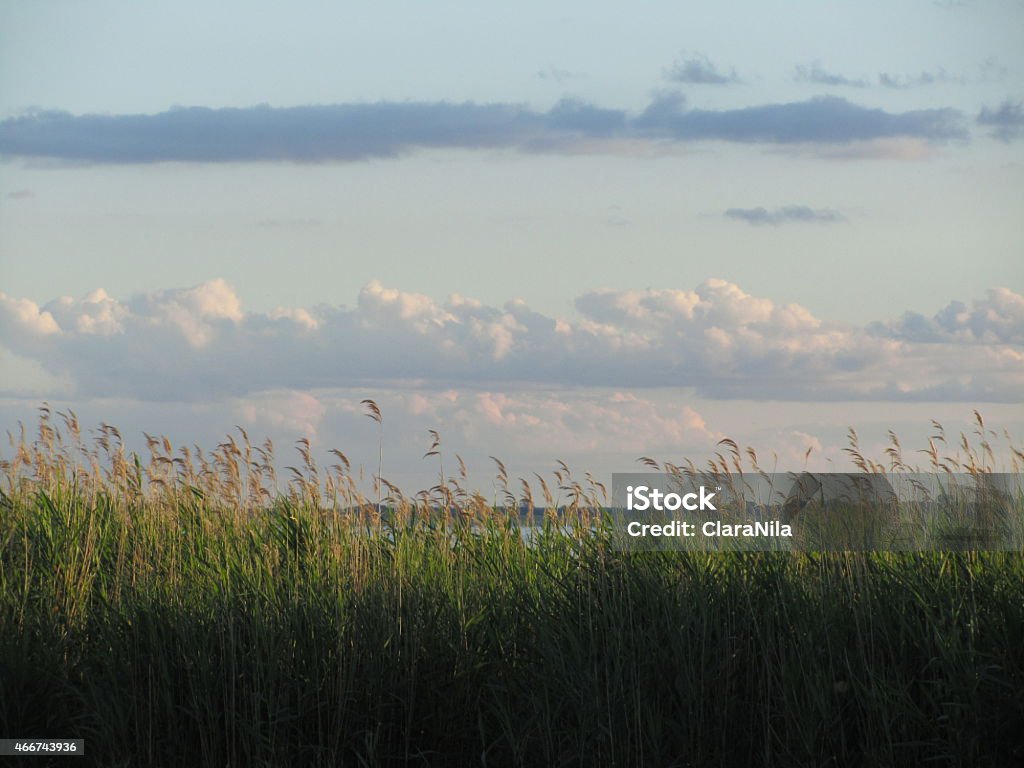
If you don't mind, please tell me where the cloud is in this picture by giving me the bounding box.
[536,67,585,83]
[0,291,61,336]
[878,69,964,89]
[7,188,33,199]
[978,56,1007,83]
[604,204,631,228]
[635,93,965,145]
[444,391,718,455]
[236,390,328,438]
[810,137,934,161]
[1,278,1020,404]
[665,53,741,85]
[723,205,845,226]
[0,95,968,164]
[868,288,1024,345]
[977,100,1024,142]
[794,63,869,88]
[0,102,546,163]
[794,63,967,91]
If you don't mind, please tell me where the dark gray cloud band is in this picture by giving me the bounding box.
[0,95,968,163]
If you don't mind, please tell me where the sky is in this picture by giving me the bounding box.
[1,0,1022,492]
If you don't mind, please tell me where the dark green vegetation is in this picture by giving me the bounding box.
[1,410,1023,766]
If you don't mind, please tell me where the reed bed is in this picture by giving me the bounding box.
[1,406,1023,767]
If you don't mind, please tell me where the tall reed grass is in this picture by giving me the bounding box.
[1,407,1022,766]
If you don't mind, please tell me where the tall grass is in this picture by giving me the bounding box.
[1,408,1022,766]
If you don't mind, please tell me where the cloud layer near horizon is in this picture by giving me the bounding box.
[1,279,1021,403]
[0,95,969,163]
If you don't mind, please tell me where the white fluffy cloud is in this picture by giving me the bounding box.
[1,278,1020,402]
[0,291,61,336]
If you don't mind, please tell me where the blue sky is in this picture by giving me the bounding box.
[1,0,1022,488]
